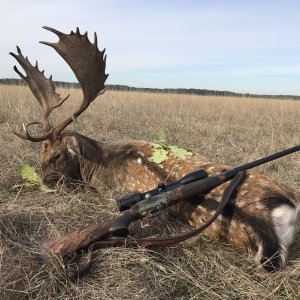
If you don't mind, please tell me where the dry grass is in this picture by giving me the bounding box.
[0,84,299,299]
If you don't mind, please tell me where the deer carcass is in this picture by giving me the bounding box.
[10,27,300,271]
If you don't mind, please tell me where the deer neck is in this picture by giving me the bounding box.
[67,132,134,190]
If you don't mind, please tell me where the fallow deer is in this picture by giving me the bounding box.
[10,27,300,272]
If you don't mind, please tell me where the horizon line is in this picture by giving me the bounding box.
[1,77,300,100]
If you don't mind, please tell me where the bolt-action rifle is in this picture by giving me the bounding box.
[41,144,300,280]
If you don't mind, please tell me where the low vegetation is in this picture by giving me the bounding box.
[2,78,300,100]
[0,84,299,299]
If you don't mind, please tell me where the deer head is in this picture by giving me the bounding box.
[10,27,108,181]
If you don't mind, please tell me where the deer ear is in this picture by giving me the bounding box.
[66,136,81,157]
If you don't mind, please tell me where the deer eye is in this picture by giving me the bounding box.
[51,152,62,162]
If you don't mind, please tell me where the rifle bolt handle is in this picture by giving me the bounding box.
[145,193,152,199]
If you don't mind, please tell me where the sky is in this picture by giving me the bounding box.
[1,0,300,95]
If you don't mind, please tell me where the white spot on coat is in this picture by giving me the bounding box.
[240,190,248,196]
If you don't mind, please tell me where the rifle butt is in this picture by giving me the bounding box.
[40,209,140,263]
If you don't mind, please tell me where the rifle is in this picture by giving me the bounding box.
[41,144,300,280]
[117,168,209,211]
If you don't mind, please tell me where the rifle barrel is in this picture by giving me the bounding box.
[223,144,300,180]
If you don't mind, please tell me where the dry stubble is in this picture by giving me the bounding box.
[0,84,299,299]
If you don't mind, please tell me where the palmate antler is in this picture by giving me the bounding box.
[10,26,108,141]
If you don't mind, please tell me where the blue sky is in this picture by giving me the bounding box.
[1,0,300,95]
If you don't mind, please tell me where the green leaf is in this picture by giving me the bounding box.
[169,145,193,159]
[151,148,169,164]
[40,184,56,193]
[17,164,55,193]
[157,130,167,144]
[19,164,42,185]
[151,130,193,163]
[151,143,164,149]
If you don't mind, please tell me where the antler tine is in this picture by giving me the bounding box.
[94,32,98,47]
[42,26,66,38]
[40,26,109,135]
[12,122,53,142]
[10,46,70,141]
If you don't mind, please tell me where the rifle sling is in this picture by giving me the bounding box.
[66,171,245,280]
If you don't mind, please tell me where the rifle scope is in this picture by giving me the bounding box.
[117,168,208,212]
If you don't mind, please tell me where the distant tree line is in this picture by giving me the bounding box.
[1,78,299,100]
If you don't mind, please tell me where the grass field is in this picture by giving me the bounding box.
[0,84,299,299]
